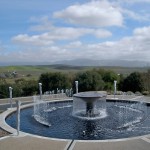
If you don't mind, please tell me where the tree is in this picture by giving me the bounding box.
[122,72,144,92]
[38,73,51,92]
[102,71,118,83]
[0,78,9,98]
[39,72,71,93]
[141,69,150,92]
[117,74,125,91]
[103,71,118,91]
[74,70,104,92]
[21,80,38,96]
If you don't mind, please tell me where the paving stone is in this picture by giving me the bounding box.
[73,139,150,150]
[0,136,69,150]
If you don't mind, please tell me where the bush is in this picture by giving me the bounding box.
[26,74,32,77]
[122,72,144,93]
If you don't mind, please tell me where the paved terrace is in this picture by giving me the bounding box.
[0,95,150,150]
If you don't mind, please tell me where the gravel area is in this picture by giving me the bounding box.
[0,110,10,137]
[0,128,10,137]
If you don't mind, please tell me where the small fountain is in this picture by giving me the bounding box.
[73,91,107,119]
[33,95,50,126]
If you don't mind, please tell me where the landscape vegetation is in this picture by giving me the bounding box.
[0,65,150,99]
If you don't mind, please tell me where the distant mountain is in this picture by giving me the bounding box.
[0,59,150,67]
[54,59,150,67]
[0,61,51,66]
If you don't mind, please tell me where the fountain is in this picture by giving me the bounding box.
[73,91,106,119]
[5,87,150,140]
[33,95,50,126]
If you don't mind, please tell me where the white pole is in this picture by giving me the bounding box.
[9,87,13,108]
[61,89,64,99]
[16,100,21,136]
[75,81,78,94]
[38,83,42,100]
[114,80,117,98]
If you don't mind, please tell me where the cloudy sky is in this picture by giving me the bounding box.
[0,0,150,64]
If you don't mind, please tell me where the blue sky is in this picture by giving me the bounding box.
[0,0,150,64]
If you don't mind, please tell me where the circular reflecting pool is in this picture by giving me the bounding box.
[6,100,150,140]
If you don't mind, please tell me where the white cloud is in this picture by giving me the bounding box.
[0,41,7,52]
[120,7,150,22]
[12,25,112,46]
[53,0,123,27]
[65,41,82,49]
[30,19,112,38]
[64,26,150,61]
[12,34,54,46]
[2,1,150,63]
[118,0,150,4]
[7,26,150,63]
[93,29,112,38]
[113,0,150,22]
[133,26,150,37]
[29,16,54,31]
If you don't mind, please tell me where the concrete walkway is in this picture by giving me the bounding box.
[1,135,150,150]
[0,135,70,150]
[72,138,150,150]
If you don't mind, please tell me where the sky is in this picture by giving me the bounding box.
[0,0,150,64]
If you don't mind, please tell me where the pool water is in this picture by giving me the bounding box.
[6,100,150,140]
